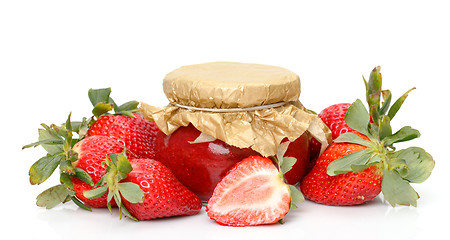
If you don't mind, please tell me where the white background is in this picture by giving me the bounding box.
[1,1,448,239]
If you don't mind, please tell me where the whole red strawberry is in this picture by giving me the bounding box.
[87,113,158,159]
[71,135,125,208]
[309,103,356,164]
[319,103,356,139]
[301,135,383,205]
[84,153,202,221]
[301,66,434,207]
[122,158,202,220]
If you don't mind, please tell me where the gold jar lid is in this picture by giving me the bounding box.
[163,62,301,109]
[141,62,331,157]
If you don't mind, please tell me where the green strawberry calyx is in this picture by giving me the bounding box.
[83,150,144,221]
[326,66,434,207]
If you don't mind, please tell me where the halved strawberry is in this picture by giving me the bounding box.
[205,156,293,227]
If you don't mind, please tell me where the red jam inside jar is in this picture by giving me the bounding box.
[155,124,310,201]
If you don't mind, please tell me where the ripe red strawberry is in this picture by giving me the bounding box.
[71,135,125,208]
[319,103,356,139]
[87,112,158,159]
[309,103,356,164]
[301,66,434,207]
[84,153,202,221]
[122,158,202,220]
[206,156,292,227]
[301,135,383,205]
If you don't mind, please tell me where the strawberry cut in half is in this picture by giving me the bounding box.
[206,156,295,227]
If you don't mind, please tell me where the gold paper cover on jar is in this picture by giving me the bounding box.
[140,61,331,157]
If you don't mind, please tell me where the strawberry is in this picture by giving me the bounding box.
[84,152,202,221]
[309,103,356,164]
[87,112,158,159]
[301,134,383,205]
[71,135,126,208]
[301,66,434,207]
[205,155,303,227]
[318,103,356,139]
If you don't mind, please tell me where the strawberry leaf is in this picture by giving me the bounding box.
[287,184,304,210]
[36,184,71,209]
[381,168,419,207]
[387,87,415,121]
[280,157,297,175]
[334,132,373,148]
[327,149,373,176]
[383,126,420,147]
[70,196,92,211]
[116,100,139,113]
[379,90,392,116]
[29,155,64,185]
[88,88,112,107]
[390,147,434,183]
[345,99,370,136]
[74,168,94,186]
[92,102,114,118]
[117,153,133,175]
[83,185,108,199]
[119,202,139,221]
[378,115,392,141]
[118,182,144,204]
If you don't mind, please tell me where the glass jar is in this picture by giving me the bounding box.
[155,124,310,200]
[141,62,330,201]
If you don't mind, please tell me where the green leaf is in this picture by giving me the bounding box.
[351,154,382,173]
[280,157,297,175]
[334,132,373,148]
[345,99,370,136]
[119,202,139,221]
[38,126,64,155]
[60,172,74,190]
[378,115,392,141]
[379,90,392,116]
[327,149,373,176]
[88,88,112,106]
[381,168,419,207]
[118,182,144,204]
[59,159,74,175]
[391,147,434,183]
[116,100,139,113]
[92,102,114,118]
[117,153,133,175]
[22,138,64,150]
[74,168,94,186]
[29,155,64,185]
[387,87,415,120]
[288,184,304,204]
[366,66,382,123]
[71,196,92,211]
[83,185,108,199]
[36,184,70,209]
[383,126,420,146]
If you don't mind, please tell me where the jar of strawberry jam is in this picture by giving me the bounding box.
[141,62,331,201]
